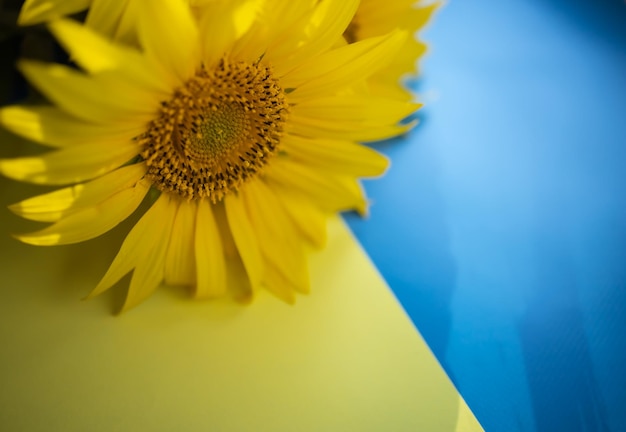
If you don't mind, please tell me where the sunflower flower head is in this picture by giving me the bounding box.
[2,0,421,311]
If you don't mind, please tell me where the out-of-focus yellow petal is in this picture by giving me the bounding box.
[89,193,168,299]
[292,95,419,125]
[111,0,142,45]
[164,200,197,287]
[286,116,416,142]
[224,193,263,295]
[357,1,437,38]
[243,180,309,300]
[273,187,329,249]
[197,0,260,68]
[282,135,389,178]
[14,178,149,246]
[270,0,359,76]
[122,195,177,312]
[18,0,90,25]
[194,199,228,298]
[266,159,367,215]
[84,0,129,39]
[211,202,254,302]
[19,61,159,124]
[49,19,171,95]
[289,94,419,141]
[0,140,138,185]
[352,1,440,100]
[284,30,406,99]
[136,0,200,86]
[9,163,145,222]
[0,106,143,148]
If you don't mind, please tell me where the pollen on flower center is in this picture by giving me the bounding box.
[186,102,248,164]
[139,58,288,202]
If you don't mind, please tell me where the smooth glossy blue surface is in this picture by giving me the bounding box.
[345,1,626,430]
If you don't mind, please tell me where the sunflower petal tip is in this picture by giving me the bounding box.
[15,59,42,80]
[46,18,73,37]
[120,291,147,313]
[16,4,43,26]
[85,284,107,301]
[7,202,24,217]
[402,118,420,134]
[11,231,52,246]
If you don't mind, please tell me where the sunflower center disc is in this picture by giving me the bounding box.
[139,59,288,202]
[185,102,248,164]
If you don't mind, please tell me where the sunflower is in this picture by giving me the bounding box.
[1,0,419,310]
[345,0,439,100]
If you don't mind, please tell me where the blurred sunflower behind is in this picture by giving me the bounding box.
[0,0,423,310]
[344,0,439,100]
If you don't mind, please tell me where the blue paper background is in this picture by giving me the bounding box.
[346,0,626,430]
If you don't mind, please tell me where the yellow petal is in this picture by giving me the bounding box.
[112,0,142,46]
[262,263,297,304]
[287,115,416,142]
[122,195,177,312]
[228,1,315,61]
[357,2,438,37]
[9,163,145,222]
[284,30,406,99]
[18,0,90,25]
[49,18,171,95]
[84,0,129,38]
[292,95,419,125]
[89,192,167,298]
[282,135,388,178]
[14,178,149,246]
[270,0,359,76]
[136,0,199,86]
[243,180,309,299]
[266,159,367,214]
[18,61,159,124]
[274,187,328,249]
[367,40,429,101]
[164,200,197,287]
[211,201,254,302]
[0,105,143,148]
[366,76,415,101]
[289,95,419,141]
[197,0,260,68]
[194,199,228,298]
[0,140,138,185]
[224,193,263,295]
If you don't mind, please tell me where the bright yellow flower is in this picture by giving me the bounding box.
[2,0,418,310]
[345,0,439,100]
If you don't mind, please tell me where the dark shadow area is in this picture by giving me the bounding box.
[534,0,626,49]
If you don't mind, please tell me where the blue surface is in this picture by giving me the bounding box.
[345,1,626,431]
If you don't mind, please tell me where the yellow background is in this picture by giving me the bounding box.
[0,185,481,431]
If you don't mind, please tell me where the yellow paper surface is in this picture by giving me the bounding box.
[0,193,482,431]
